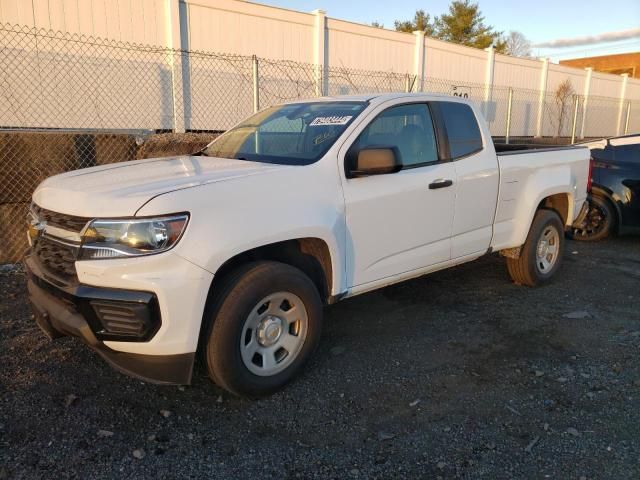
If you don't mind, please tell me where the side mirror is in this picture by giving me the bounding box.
[346,147,401,178]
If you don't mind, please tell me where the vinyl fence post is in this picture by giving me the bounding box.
[252,55,260,113]
[616,73,629,136]
[164,0,185,133]
[505,88,513,144]
[570,95,579,145]
[624,101,631,135]
[412,31,426,92]
[579,67,592,139]
[483,46,495,118]
[312,9,327,97]
[535,58,549,138]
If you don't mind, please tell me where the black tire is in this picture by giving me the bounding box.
[570,194,615,242]
[202,261,322,398]
[506,209,565,287]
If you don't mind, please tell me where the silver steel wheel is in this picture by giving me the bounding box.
[240,292,308,376]
[535,225,560,273]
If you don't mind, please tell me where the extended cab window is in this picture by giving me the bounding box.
[203,101,366,165]
[353,103,438,167]
[437,102,483,159]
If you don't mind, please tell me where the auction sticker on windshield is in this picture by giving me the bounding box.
[310,115,353,126]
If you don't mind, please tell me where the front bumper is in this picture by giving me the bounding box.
[25,255,197,385]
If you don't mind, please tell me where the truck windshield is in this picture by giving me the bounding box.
[202,101,367,165]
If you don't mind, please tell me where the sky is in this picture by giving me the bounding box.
[256,0,640,62]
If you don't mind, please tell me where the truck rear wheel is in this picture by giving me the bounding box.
[506,209,565,287]
[202,261,322,397]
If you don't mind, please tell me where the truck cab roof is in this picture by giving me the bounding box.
[284,92,468,106]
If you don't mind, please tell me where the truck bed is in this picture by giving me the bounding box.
[490,144,590,252]
[493,143,585,155]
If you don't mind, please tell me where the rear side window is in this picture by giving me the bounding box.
[437,102,483,159]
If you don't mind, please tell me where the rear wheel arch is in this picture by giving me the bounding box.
[538,193,570,226]
[501,193,570,260]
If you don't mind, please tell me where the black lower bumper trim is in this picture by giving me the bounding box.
[25,255,161,342]
[94,349,195,386]
[27,268,194,385]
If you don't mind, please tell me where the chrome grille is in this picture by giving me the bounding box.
[31,204,91,233]
[29,204,89,282]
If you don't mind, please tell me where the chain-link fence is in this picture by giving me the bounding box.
[1,22,638,263]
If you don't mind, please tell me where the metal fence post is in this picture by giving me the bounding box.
[624,101,631,134]
[570,95,579,144]
[505,88,513,144]
[252,55,260,113]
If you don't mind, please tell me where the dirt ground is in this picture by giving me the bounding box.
[1,236,639,479]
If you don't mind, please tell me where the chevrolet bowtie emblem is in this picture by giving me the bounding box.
[27,215,46,245]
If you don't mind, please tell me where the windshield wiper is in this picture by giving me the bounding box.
[192,149,249,160]
[193,147,207,156]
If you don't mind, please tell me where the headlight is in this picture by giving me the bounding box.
[79,214,189,260]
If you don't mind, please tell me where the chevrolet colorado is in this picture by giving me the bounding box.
[25,93,590,397]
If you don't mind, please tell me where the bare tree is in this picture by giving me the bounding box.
[553,79,575,138]
[504,31,531,57]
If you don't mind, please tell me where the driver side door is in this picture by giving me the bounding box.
[340,102,456,289]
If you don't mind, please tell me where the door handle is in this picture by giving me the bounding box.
[428,179,453,189]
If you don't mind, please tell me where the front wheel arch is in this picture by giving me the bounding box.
[196,238,333,362]
[209,238,334,305]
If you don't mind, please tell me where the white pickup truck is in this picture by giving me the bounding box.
[26,93,590,397]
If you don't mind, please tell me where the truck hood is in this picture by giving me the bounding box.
[33,155,288,217]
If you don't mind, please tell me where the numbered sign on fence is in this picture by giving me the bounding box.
[450,86,470,98]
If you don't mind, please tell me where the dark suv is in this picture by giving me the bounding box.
[572,134,640,241]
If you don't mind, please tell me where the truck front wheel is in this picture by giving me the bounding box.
[202,261,323,397]
[506,209,565,287]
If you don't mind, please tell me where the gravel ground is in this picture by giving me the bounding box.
[1,236,639,479]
